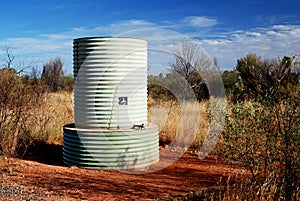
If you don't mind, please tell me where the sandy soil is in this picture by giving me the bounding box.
[0,146,250,200]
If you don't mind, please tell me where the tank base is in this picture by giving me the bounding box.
[63,123,159,170]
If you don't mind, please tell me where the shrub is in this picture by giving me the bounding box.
[0,68,47,157]
[236,53,299,101]
[219,91,300,200]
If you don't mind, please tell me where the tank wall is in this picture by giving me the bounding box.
[73,37,147,129]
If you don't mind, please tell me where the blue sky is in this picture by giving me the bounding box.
[1,0,300,74]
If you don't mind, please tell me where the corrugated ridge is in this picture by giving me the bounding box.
[73,37,147,129]
[63,124,159,170]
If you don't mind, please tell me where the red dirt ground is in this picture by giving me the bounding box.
[0,146,250,200]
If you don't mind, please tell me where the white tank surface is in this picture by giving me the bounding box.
[63,37,159,170]
[73,37,147,129]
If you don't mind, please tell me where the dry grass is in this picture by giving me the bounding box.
[148,98,209,148]
[4,91,299,200]
[160,178,300,201]
[38,94,210,148]
[27,91,73,144]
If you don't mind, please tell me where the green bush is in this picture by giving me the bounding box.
[219,91,300,200]
[236,53,299,102]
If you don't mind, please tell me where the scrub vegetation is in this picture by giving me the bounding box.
[0,44,299,200]
[150,51,300,200]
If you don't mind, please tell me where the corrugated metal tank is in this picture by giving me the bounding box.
[73,37,147,129]
[63,37,159,169]
[63,123,159,170]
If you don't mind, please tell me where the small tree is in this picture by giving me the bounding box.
[2,46,34,75]
[222,70,244,101]
[236,53,299,101]
[41,57,64,92]
[169,39,220,101]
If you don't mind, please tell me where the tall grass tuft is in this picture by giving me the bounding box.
[148,99,209,148]
[27,92,74,144]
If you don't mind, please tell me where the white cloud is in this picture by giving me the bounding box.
[110,19,156,29]
[182,16,218,28]
[200,25,300,70]
[245,31,262,37]
[201,39,230,45]
[0,17,299,73]
[127,20,153,26]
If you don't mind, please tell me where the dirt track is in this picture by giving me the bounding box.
[0,146,250,200]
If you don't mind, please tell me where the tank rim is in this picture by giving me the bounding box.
[74,36,147,42]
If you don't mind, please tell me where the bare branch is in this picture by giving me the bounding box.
[3,46,15,69]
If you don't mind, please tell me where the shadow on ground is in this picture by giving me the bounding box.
[23,141,64,166]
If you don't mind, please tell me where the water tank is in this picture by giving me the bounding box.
[63,37,159,169]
